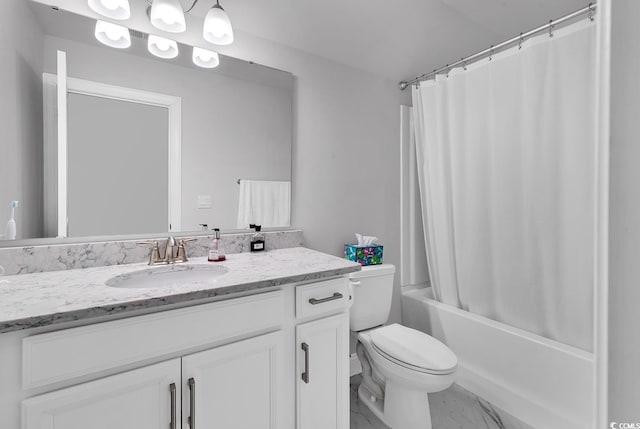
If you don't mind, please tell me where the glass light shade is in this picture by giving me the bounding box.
[148,35,179,59]
[94,20,131,49]
[192,47,220,68]
[150,0,186,33]
[88,0,130,20]
[203,5,234,45]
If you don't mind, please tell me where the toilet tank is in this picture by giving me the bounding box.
[349,264,396,331]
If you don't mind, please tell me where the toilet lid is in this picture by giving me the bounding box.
[370,324,457,374]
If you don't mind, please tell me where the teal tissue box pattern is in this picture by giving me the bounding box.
[344,244,383,266]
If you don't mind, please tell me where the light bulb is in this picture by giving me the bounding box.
[193,47,220,68]
[88,0,130,20]
[211,26,225,38]
[101,0,120,10]
[148,35,179,59]
[95,20,131,49]
[150,0,186,33]
[203,3,234,45]
[156,39,170,51]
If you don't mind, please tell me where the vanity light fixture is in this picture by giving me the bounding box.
[150,0,186,33]
[192,46,220,68]
[203,0,234,45]
[88,0,131,20]
[148,34,179,59]
[94,20,131,49]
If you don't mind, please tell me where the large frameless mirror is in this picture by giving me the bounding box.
[0,0,293,245]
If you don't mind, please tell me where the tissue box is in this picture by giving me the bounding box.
[344,244,383,266]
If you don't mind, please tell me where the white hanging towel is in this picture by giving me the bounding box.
[236,180,291,228]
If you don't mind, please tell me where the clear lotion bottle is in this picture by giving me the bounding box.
[208,228,226,262]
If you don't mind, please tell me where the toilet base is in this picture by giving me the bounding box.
[357,381,432,429]
[357,384,385,422]
[384,380,432,429]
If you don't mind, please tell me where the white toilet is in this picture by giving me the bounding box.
[350,264,457,429]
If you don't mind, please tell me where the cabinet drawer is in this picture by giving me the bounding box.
[23,290,283,390]
[295,278,349,319]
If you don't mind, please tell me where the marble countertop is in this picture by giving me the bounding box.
[0,247,361,333]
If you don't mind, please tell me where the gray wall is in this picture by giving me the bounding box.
[0,0,44,240]
[292,60,407,323]
[609,0,640,420]
[67,93,168,236]
[43,35,292,232]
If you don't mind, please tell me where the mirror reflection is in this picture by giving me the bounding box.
[1,0,293,243]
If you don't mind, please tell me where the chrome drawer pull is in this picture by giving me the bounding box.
[308,292,343,305]
[301,342,310,384]
[188,377,196,429]
[169,383,176,429]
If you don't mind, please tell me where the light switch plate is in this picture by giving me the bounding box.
[197,195,212,209]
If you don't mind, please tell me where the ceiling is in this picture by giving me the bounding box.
[188,0,587,82]
[34,0,590,83]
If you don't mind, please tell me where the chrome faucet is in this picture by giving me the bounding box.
[138,237,197,265]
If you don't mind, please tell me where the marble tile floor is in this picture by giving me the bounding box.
[350,376,534,429]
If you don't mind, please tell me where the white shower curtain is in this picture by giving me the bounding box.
[412,21,596,352]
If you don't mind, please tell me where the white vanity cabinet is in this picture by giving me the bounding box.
[22,331,284,429]
[295,278,350,429]
[0,275,353,429]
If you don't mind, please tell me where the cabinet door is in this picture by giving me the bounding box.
[22,359,181,429]
[296,313,349,429]
[181,331,284,429]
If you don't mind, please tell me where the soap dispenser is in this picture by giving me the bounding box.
[250,225,265,252]
[208,228,226,262]
[4,201,18,241]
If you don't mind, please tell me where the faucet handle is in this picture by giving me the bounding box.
[136,240,156,245]
[137,240,163,265]
[175,238,198,262]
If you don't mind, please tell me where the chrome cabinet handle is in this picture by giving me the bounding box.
[188,377,196,429]
[169,383,176,429]
[308,292,343,305]
[301,342,310,384]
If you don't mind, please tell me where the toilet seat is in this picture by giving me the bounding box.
[369,324,457,375]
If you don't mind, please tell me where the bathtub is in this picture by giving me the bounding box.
[401,286,594,429]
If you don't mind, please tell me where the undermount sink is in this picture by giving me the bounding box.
[106,264,229,289]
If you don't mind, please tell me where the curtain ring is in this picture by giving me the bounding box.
[446,64,450,78]
[518,32,524,50]
[549,19,554,38]
[489,45,494,62]
[588,2,595,21]
[462,58,467,71]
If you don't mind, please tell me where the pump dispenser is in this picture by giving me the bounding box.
[208,228,226,262]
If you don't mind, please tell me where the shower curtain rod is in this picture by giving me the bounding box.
[398,2,597,90]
